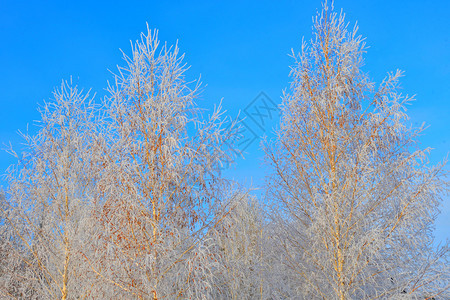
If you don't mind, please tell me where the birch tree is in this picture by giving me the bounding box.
[88,28,239,299]
[264,2,449,299]
[208,191,265,299]
[0,82,103,299]
[0,27,245,299]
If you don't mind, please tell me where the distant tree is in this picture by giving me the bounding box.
[208,190,265,299]
[264,2,449,299]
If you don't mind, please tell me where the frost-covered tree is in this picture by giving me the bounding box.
[86,28,239,299]
[264,2,449,299]
[0,26,246,299]
[0,82,103,299]
[208,191,265,299]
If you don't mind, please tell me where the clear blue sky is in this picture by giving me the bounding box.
[0,0,449,242]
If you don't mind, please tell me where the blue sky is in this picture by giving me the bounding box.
[0,0,449,242]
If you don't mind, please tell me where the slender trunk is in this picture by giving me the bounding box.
[332,153,345,299]
[329,104,345,299]
[61,240,70,300]
[61,184,71,300]
[152,200,158,300]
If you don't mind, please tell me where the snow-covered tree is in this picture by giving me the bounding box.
[0,27,244,300]
[208,190,265,299]
[264,2,449,299]
[86,28,239,299]
[0,82,103,299]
